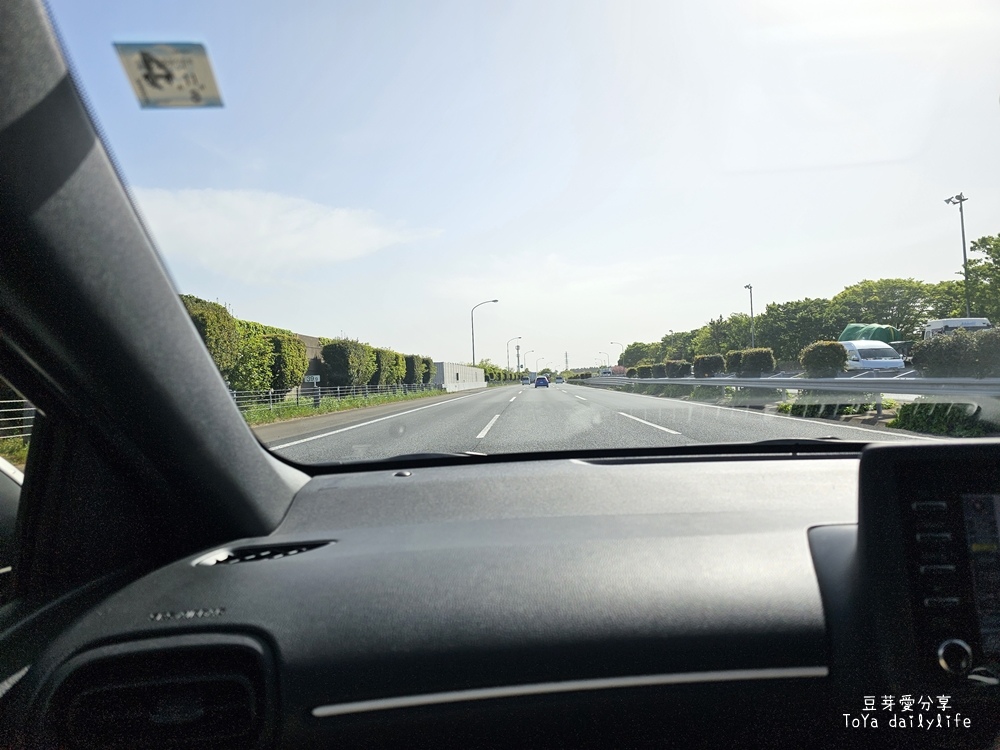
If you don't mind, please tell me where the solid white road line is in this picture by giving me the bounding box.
[602,389,938,440]
[271,392,485,449]
[477,415,501,439]
[617,411,682,435]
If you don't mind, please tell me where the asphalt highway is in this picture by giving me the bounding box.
[258,383,928,464]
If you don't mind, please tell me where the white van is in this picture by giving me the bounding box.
[841,340,905,371]
[922,318,992,339]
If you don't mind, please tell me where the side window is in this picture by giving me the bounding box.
[0,377,30,600]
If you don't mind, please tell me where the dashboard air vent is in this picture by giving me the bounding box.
[42,636,273,750]
[195,540,330,566]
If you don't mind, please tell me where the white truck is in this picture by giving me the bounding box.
[922,318,992,339]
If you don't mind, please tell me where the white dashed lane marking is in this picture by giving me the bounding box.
[617,412,682,435]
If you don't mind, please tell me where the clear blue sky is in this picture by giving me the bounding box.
[47,0,1000,369]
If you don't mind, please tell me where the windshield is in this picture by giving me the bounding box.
[42,1,1000,463]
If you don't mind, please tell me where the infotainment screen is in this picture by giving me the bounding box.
[961,494,1000,658]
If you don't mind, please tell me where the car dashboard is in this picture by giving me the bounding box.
[2,442,999,749]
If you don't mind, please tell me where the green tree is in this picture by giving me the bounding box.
[754,298,839,362]
[925,280,968,321]
[829,279,932,339]
[967,235,1000,322]
[620,342,659,367]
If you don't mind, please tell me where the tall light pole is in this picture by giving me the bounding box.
[506,336,521,374]
[599,351,609,369]
[744,284,755,347]
[944,193,972,317]
[611,341,624,366]
[524,350,534,375]
[470,299,498,365]
[515,344,522,373]
[536,357,546,373]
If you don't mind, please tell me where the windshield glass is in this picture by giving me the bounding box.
[44,1,1000,462]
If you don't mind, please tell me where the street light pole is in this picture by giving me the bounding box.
[470,299,498,365]
[524,350,534,375]
[515,344,521,373]
[944,193,972,317]
[536,357,545,373]
[506,336,521,374]
[744,284,755,347]
[611,341,624,366]
[599,351,609,369]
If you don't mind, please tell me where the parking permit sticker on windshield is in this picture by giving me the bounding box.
[114,43,222,108]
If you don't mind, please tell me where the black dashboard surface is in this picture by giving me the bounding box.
[9,455,869,748]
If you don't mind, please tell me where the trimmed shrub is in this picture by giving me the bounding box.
[322,339,377,386]
[369,348,406,386]
[404,355,422,385]
[626,367,638,378]
[637,365,653,379]
[693,354,724,378]
[724,350,742,374]
[228,320,275,391]
[800,341,847,378]
[421,357,436,384]
[665,360,692,378]
[739,348,775,377]
[977,329,1000,378]
[269,334,308,390]
[180,295,240,377]
[912,329,979,378]
[652,363,667,379]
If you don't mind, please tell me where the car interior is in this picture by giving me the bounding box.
[2,1,1000,747]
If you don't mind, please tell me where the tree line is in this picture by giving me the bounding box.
[181,295,436,390]
[620,235,1000,368]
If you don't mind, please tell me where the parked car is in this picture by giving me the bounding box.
[841,340,905,371]
[535,376,549,388]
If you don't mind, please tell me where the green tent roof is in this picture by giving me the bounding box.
[838,323,903,343]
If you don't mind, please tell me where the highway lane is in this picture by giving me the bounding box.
[262,383,927,464]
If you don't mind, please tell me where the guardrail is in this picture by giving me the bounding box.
[583,375,1000,417]
[585,375,1000,397]
[230,383,443,412]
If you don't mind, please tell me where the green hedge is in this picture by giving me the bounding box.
[800,341,847,378]
[693,354,724,378]
[739,348,775,377]
[269,334,308,390]
[652,363,667,378]
[889,399,992,437]
[665,360,692,378]
[322,339,377,386]
[637,365,653,379]
[626,367,638,378]
[724,350,742,374]
[911,329,1000,378]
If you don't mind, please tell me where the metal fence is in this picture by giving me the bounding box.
[0,399,34,442]
[230,383,443,412]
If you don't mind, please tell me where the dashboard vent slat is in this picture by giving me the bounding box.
[195,540,330,566]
